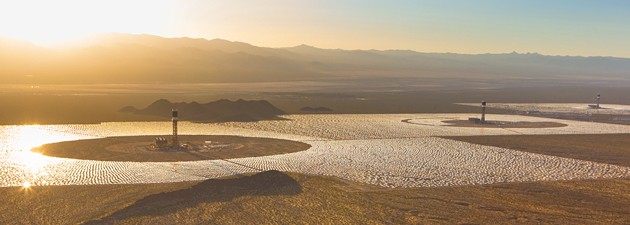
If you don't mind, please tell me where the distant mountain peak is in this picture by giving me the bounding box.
[153,99,172,104]
[295,44,316,48]
[288,44,321,50]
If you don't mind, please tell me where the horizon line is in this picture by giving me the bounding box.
[2,32,629,59]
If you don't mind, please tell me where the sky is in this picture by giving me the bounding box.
[1,0,629,57]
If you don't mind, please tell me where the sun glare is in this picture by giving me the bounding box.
[1,125,76,188]
[14,151,57,173]
[14,125,59,151]
[4,125,65,179]
[0,0,176,46]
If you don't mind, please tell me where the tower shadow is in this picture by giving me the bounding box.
[84,170,302,224]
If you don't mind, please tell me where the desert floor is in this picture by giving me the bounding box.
[3,86,630,125]
[35,135,310,162]
[1,171,628,224]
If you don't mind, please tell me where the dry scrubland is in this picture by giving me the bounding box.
[1,171,628,224]
[445,133,630,167]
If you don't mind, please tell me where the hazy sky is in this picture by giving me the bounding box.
[1,0,629,57]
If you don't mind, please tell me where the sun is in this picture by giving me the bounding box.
[0,0,176,46]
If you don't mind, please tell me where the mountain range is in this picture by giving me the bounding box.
[1,33,629,86]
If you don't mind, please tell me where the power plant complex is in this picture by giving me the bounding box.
[153,109,181,151]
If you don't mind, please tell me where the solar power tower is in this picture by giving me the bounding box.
[172,109,179,147]
[481,100,487,123]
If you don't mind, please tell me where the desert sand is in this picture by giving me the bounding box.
[1,171,628,224]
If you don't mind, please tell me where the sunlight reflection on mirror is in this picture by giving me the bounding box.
[13,151,59,174]
[13,125,65,151]
[5,125,72,187]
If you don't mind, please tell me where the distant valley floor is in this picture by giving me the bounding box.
[3,86,630,125]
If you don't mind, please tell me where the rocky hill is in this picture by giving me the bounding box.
[122,99,285,122]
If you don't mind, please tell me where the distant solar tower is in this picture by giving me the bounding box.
[596,93,601,108]
[589,94,602,109]
[172,109,179,147]
[481,100,487,123]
